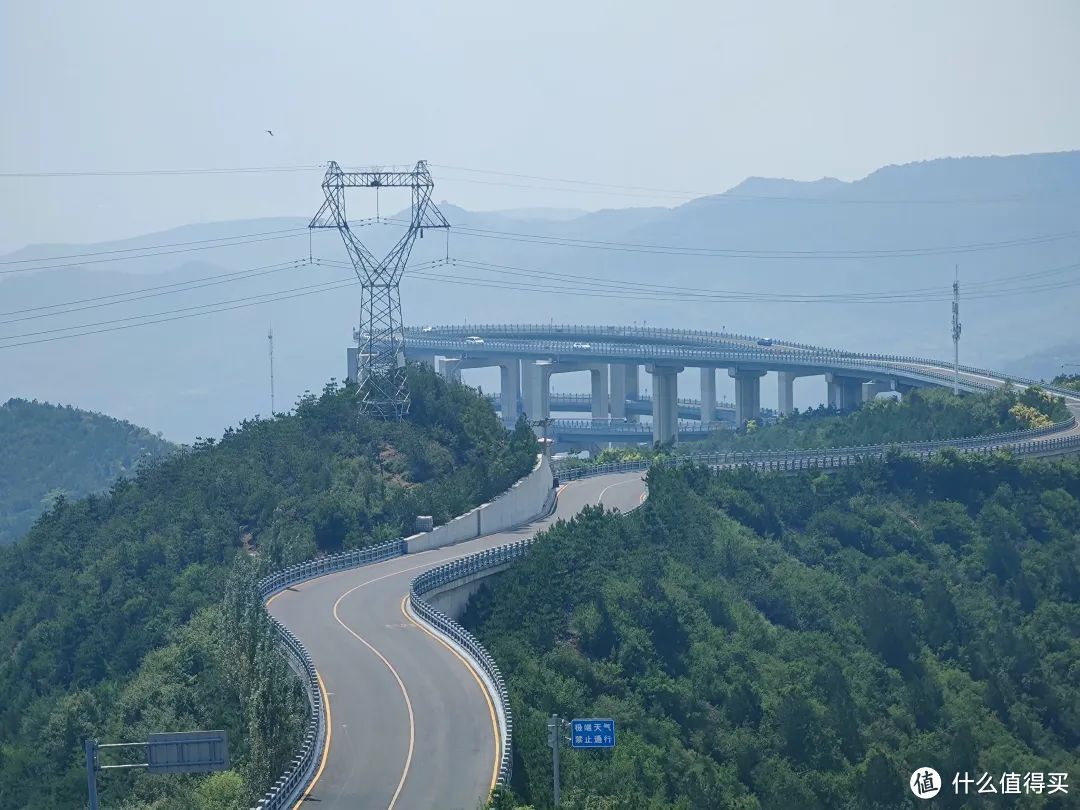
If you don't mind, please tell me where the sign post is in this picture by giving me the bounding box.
[85,730,229,808]
[547,714,563,806]
[548,716,617,806]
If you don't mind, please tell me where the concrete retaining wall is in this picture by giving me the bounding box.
[405,454,554,553]
[425,560,515,618]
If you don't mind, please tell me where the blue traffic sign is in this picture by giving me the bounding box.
[570,718,616,749]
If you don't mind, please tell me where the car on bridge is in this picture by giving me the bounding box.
[572,342,592,351]
[465,335,485,346]
[757,337,775,346]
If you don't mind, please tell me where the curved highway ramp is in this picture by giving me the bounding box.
[268,472,645,809]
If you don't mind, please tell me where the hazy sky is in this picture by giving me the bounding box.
[2,0,1079,252]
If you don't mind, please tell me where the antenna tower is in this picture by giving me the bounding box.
[309,160,449,420]
[951,265,961,396]
[268,323,275,414]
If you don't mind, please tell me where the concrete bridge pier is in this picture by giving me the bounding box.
[826,373,866,412]
[347,347,359,384]
[777,372,795,416]
[437,357,463,383]
[646,364,684,446]
[590,364,610,420]
[729,368,766,425]
[626,363,640,402]
[500,360,521,427]
[776,371,821,417]
[522,360,554,421]
[700,367,717,427]
[609,364,630,419]
[862,380,893,403]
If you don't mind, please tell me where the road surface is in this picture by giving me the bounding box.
[268,470,646,810]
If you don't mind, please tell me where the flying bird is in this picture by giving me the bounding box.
[265,129,274,136]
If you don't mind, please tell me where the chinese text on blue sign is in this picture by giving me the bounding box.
[571,719,616,749]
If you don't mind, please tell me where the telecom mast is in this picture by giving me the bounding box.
[268,323,275,415]
[951,266,961,396]
[309,161,449,420]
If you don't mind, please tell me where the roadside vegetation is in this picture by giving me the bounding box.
[0,399,175,545]
[476,453,1080,809]
[1052,373,1080,394]
[0,366,537,809]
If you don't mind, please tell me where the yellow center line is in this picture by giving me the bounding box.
[332,582,416,810]
[400,594,502,797]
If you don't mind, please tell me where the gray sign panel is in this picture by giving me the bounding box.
[146,730,229,774]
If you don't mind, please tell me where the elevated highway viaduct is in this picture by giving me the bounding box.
[391,324,1075,446]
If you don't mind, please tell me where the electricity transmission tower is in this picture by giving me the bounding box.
[310,160,449,420]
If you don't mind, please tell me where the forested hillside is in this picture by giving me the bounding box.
[561,387,1070,476]
[0,399,175,545]
[0,367,538,808]
[471,454,1080,809]
[692,386,1070,453]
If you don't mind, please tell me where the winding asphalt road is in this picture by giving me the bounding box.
[268,471,646,810]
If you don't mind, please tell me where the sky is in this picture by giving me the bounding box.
[2,0,1079,253]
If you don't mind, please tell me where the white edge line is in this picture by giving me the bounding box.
[402,597,509,775]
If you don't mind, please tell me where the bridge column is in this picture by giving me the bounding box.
[625,364,640,422]
[647,364,683,446]
[777,372,796,417]
[499,360,521,427]
[700,367,716,427]
[609,365,628,420]
[590,365,609,420]
[826,373,866,412]
[437,357,462,383]
[862,380,892,403]
[522,360,553,421]
[347,347,359,384]
[625,364,640,402]
[729,368,766,425]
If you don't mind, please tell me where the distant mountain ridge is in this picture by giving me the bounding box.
[1,149,1077,441]
[0,399,175,544]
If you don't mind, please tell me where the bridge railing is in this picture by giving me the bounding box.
[408,541,533,788]
[252,539,404,809]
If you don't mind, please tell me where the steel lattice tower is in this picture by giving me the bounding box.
[310,160,449,420]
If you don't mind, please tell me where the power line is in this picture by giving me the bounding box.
[0,230,311,275]
[0,260,306,325]
[379,215,1080,260]
[443,222,1080,260]
[0,225,311,266]
[0,165,324,178]
[0,259,446,348]
[430,162,1073,205]
[313,254,1080,305]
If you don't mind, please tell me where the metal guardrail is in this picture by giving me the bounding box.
[486,393,738,414]
[408,541,532,789]
[252,539,403,810]
[554,416,1080,480]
